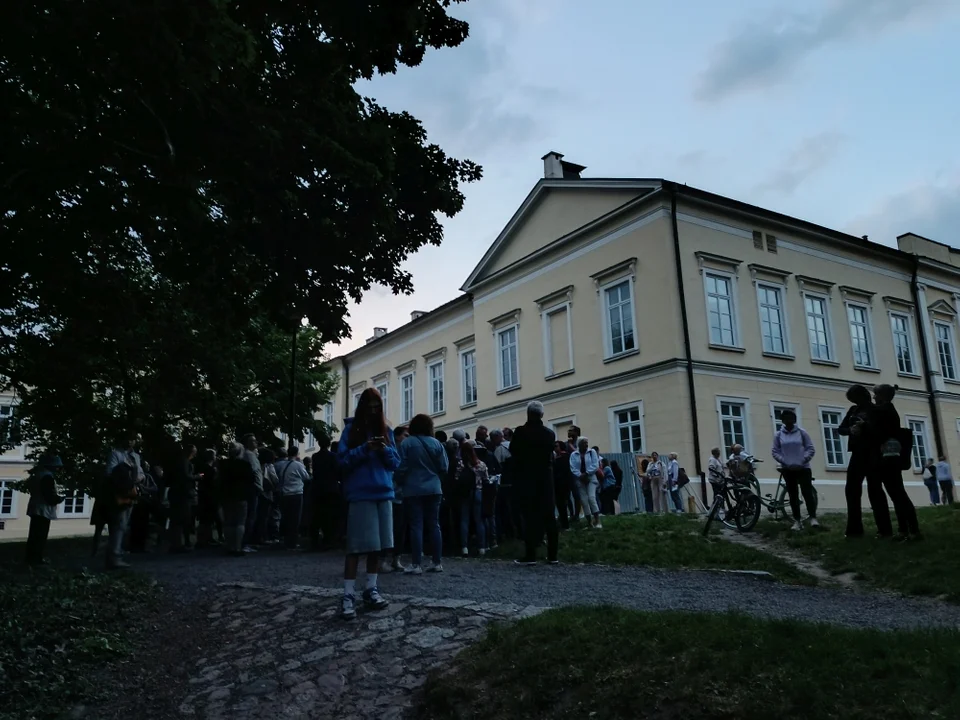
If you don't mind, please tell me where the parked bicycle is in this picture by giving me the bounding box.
[702,475,757,536]
[747,466,802,522]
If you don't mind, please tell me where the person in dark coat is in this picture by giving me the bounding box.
[838,384,885,537]
[25,455,65,565]
[510,401,558,565]
[552,441,571,531]
[868,384,920,539]
[219,442,256,556]
[168,443,201,552]
[309,435,343,550]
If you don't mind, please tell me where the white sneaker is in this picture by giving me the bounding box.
[491,544,499,550]
[242,545,257,553]
[391,558,405,572]
[379,560,392,573]
[426,563,443,573]
[404,564,423,575]
[341,594,357,620]
[809,518,820,528]
[479,548,487,556]
[595,523,603,530]
[461,547,469,557]
[790,521,803,532]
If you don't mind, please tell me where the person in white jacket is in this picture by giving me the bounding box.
[569,437,602,529]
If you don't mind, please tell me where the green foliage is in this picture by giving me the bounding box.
[0,1,480,489]
[756,504,960,601]
[0,566,160,720]
[420,607,960,720]
[488,514,817,585]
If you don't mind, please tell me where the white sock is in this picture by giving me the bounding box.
[366,573,378,591]
[344,579,355,597]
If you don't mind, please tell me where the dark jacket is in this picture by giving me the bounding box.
[838,404,872,455]
[510,418,556,504]
[219,457,256,503]
[311,449,342,499]
[170,458,201,505]
[868,401,902,464]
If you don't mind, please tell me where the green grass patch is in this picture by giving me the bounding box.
[418,606,960,720]
[756,504,960,601]
[489,514,816,585]
[0,563,161,720]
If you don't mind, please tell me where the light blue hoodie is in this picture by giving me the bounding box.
[337,419,400,503]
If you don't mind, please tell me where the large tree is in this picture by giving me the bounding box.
[0,0,481,483]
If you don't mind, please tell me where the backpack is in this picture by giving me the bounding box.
[895,427,914,472]
[677,467,690,489]
[457,465,477,496]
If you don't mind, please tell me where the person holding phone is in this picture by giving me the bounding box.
[337,388,401,620]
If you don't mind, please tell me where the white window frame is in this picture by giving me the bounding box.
[600,277,638,360]
[427,359,445,416]
[0,401,25,461]
[399,372,415,424]
[351,391,363,415]
[374,380,389,420]
[703,270,741,349]
[756,281,792,357]
[459,347,478,407]
[802,291,836,364]
[608,401,646,454]
[59,490,90,518]
[888,311,918,377]
[905,416,931,473]
[769,402,802,435]
[542,301,575,377]
[495,323,521,392]
[934,321,958,381]
[0,478,19,518]
[550,414,578,439]
[845,300,877,370]
[716,396,751,455]
[323,402,334,428]
[818,406,848,470]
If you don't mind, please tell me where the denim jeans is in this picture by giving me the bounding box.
[460,489,485,552]
[242,489,259,546]
[406,494,442,566]
[924,479,940,505]
[669,488,684,513]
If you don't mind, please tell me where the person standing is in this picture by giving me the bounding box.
[256,448,279,546]
[646,452,665,514]
[195,449,221,548]
[168,444,201,552]
[869,384,919,539]
[396,414,448,574]
[274,446,311,549]
[771,410,818,531]
[935,456,955,505]
[309,434,342,550]
[511,401,559,565]
[707,447,726,501]
[552,441,571,530]
[922,459,940,506]
[219,442,256,556]
[383,425,410,572]
[337,388,400,620]
[570,438,602,529]
[838,384,884,538]
[664,452,684,513]
[458,441,490,556]
[25,455,65,566]
[102,433,143,569]
[240,433,263,553]
[599,458,618,516]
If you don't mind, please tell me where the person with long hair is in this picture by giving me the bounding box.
[458,440,490,556]
[869,384,920,539]
[336,388,400,620]
[838,384,884,537]
[771,409,818,531]
[396,414,448,574]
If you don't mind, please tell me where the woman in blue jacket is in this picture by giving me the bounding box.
[396,414,449,575]
[337,388,401,620]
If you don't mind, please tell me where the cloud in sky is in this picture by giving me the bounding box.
[696,0,951,102]
[849,177,960,247]
[755,131,847,196]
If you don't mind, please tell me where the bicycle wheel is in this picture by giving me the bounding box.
[720,495,739,530]
[735,491,761,532]
[703,495,722,536]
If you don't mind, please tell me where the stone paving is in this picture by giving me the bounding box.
[177,582,548,720]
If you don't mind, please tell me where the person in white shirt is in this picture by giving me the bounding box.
[273,446,312,549]
[665,452,683,513]
[569,437,602,529]
[707,447,726,502]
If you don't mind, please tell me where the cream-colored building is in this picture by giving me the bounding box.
[328,151,960,511]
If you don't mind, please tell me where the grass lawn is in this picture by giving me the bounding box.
[0,561,160,720]
[488,513,816,585]
[418,606,960,720]
[756,504,960,601]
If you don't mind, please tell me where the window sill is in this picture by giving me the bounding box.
[853,365,882,374]
[429,410,446,419]
[497,385,521,396]
[811,358,840,368]
[545,369,575,381]
[460,402,477,410]
[762,351,795,361]
[603,348,640,364]
[898,372,922,379]
[825,464,848,472]
[708,343,746,353]
[944,378,960,386]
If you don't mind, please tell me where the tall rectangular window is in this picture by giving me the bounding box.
[890,314,915,375]
[847,304,873,367]
[323,402,334,428]
[400,373,414,423]
[375,382,389,419]
[908,419,928,471]
[719,400,747,453]
[705,273,736,347]
[935,322,956,380]
[758,284,787,355]
[820,409,846,468]
[772,404,800,434]
[804,295,832,361]
[0,403,20,447]
[60,491,86,517]
[428,361,445,415]
[0,480,16,517]
[461,350,477,406]
[604,281,635,356]
[545,305,573,375]
[497,325,520,390]
[614,406,644,453]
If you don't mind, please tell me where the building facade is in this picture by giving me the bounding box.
[328,151,960,510]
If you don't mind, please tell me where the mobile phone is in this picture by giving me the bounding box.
[372,436,386,443]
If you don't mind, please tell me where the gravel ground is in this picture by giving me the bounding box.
[124,546,960,631]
